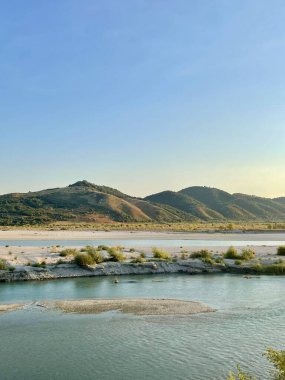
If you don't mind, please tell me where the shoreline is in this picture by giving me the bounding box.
[1,229,285,241]
[0,259,271,283]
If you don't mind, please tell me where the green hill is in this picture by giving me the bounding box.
[0,182,284,225]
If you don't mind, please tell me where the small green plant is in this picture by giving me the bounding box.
[214,256,225,265]
[252,262,285,275]
[226,365,255,380]
[129,248,135,252]
[226,347,285,380]
[131,255,146,264]
[31,262,46,268]
[74,253,95,267]
[107,247,125,262]
[59,248,78,257]
[0,259,8,270]
[190,250,212,260]
[241,248,255,260]
[264,347,285,379]
[152,248,171,260]
[224,246,240,260]
[277,246,285,256]
[202,257,215,265]
[97,245,109,251]
[235,260,242,265]
[8,266,15,272]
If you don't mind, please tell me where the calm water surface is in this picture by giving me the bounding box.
[1,274,285,380]
[1,237,285,248]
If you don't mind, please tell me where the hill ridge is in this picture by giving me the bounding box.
[0,181,284,225]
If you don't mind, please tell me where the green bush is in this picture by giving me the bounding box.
[131,256,146,264]
[107,247,125,262]
[264,347,285,379]
[277,246,285,256]
[31,262,46,268]
[152,248,171,260]
[202,257,215,265]
[0,259,8,270]
[241,248,255,261]
[227,347,285,380]
[74,253,95,267]
[252,263,285,275]
[190,249,212,260]
[235,260,242,265]
[59,248,78,257]
[97,245,109,251]
[214,256,225,265]
[224,246,240,260]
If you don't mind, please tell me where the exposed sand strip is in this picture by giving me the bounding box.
[43,298,215,315]
[0,304,24,313]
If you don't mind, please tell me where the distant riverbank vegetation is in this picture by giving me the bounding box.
[2,221,285,233]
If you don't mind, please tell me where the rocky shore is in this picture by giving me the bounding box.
[0,259,257,282]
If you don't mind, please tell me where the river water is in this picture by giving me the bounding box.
[0,274,285,380]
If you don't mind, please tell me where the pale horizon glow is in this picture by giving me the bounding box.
[1,1,285,198]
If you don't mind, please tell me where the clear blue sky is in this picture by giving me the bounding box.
[1,0,285,197]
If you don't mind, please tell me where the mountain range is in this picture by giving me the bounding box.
[0,180,284,225]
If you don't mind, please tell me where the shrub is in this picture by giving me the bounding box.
[214,256,225,265]
[0,259,8,270]
[241,248,255,261]
[203,257,215,265]
[152,248,171,260]
[277,246,285,256]
[190,250,212,260]
[131,256,146,264]
[59,248,78,257]
[227,347,285,380]
[97,245,109,251]
[82,246,104,263]
[252,263,285,275]
[224,246,240,260]
[74,253,95,267]
[107,247,125,262]
[264,347,285,379]
[129,248,135,253]
[235,260,242,265]
[8,266,15,272]
[31,262,46,268]
[227,365,255,380]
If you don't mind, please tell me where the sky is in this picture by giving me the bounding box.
[1,0,285,198]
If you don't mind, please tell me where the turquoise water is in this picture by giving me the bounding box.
[1,274,285,379]
[1,238,285,247]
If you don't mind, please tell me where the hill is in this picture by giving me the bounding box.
[0,182,284,225]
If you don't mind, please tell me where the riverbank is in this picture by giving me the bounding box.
[1,229,285,241]
[1,230,284,282]
[1,258,281,282]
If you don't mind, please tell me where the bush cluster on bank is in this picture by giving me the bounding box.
[152,248,171,260]
[74,245,126,267]
[277,246,285,256]
[224,247,255,261]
